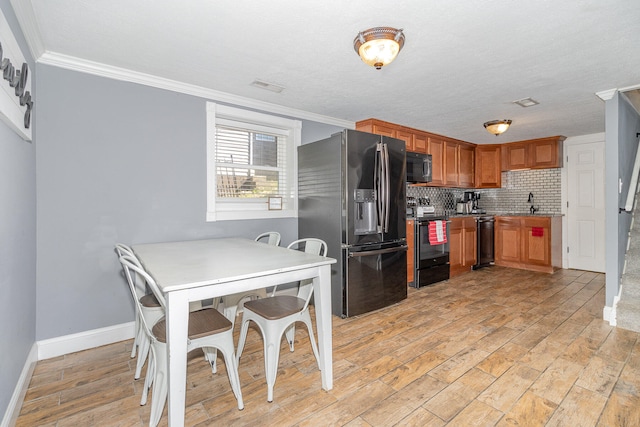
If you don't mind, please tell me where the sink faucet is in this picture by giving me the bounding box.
[527,193,538,214]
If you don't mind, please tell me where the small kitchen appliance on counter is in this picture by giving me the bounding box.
[464,191,486,214]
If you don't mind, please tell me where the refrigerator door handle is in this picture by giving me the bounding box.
[349,245,408,257]
[375,142,383,233]
[382,142,390,232]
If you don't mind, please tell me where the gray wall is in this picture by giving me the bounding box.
[605,92,640,306]
[35,64,341,340]
[0,0,37,419]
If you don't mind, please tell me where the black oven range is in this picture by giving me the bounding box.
[411,215,450,288]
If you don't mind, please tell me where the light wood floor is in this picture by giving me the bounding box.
[16,267,640,426]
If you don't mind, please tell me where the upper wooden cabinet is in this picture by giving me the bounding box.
[357,118,563,189]
[475,144,502,188]
[458,142,475,187]
[428,136,446,186]
[413,132,428,153]
[501,136,565,171]
[445,140,460,186]
[435,138,474,188]
[356,118,429,153]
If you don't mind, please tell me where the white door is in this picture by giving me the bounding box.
[567,140,605,272]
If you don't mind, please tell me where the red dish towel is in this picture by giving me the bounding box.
[531,227,544,237]
[428,220,447,244]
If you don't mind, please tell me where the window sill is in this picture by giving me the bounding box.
[207,209,297,222]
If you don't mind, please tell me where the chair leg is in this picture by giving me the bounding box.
[140,346,155,406]
[301,313,321,369]
[131,315,140,358]
[216,343,244,410]
[264,323,284,403]
[284,324,296,352]
[149,346,168,427]
[135,334,151,380]
[203,347,218,373]
[236,318,251,364]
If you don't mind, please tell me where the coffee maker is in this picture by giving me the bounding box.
[464,191,484,214]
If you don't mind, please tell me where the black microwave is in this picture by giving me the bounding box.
[406,152,432,183]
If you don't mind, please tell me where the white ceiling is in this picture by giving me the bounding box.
[11,0,640,144]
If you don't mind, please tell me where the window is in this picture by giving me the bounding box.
[206,103,301,221]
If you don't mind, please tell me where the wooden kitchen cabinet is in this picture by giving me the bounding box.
[395,129,413,150]
[357,118,477,187]
[428,136,446,185]
[449,217,477,277]
[445,140,459,186]
[475,144,502,188]
[529,137,564,169]
[407,219,415,285]
[428,137,474,188]
[356,118,397,139]
[412,132,428,153]
[502,143,528,171]
[501,136,565,171]
[494,216,562,273]
[458,142,475,187]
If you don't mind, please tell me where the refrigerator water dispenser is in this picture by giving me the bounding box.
[354,189,377,235]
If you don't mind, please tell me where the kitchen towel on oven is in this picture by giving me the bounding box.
[428,220,447,244]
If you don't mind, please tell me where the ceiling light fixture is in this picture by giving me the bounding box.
[353,27,405,70]
[484,120,512,136]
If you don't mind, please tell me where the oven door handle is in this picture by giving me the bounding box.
[349,245,408,257]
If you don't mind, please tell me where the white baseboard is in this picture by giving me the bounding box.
[37,321,135,360]
[1,343,37,427]
[604,285,622,326]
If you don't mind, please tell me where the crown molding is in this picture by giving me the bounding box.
[9,0,45,60]
[596,89,617,101]
[37,51,355,129]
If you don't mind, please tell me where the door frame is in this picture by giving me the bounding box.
[560,132,606,271]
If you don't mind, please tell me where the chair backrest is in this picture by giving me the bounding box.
[286,238,328,304]
[119,255,167,310]
[115,244,148,300]
[255,231,281,246]
[118,255,158,338]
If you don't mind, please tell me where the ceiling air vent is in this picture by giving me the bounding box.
[250,80,285,93]
[513,97,539,107]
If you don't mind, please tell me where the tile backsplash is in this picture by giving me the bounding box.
[407,168,562,215]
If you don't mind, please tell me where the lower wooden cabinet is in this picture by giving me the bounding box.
[449,217,477,277]
[407,219,415,284]
[494,216,562,273]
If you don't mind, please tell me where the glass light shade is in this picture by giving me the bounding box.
[484,120,512,135]
[354,27,405,70]
[358,39,400,69]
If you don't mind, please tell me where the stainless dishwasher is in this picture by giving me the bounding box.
[473,215,495,269]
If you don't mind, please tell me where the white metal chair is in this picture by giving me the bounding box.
[219,232,281,321]
[119,255,244,426]
[115,244,164,382]
[115,244,220,399]
[254,231,281,246]
[235,238,327,402]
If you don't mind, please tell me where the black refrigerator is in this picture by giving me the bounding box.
[298,129,407,318]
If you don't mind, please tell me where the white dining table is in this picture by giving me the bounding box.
[132,237,336,426]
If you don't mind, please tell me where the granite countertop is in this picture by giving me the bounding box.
[410,212,564,220]
[491,212,564,217]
